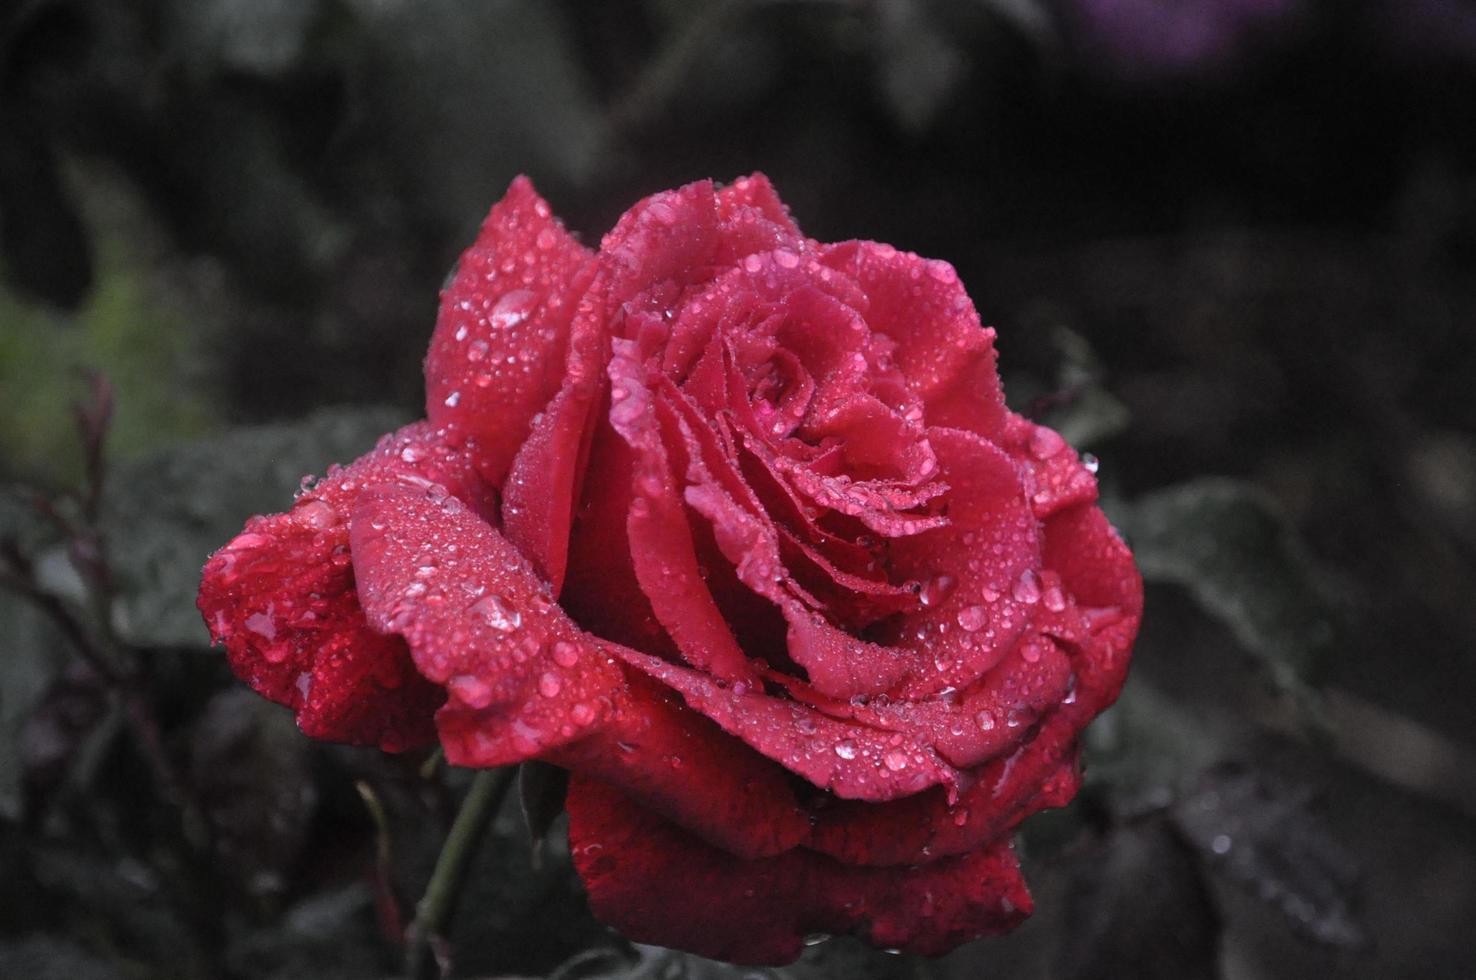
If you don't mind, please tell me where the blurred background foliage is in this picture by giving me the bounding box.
[2,0,1475,977]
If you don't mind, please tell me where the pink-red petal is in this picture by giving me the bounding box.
[566,775,1031,965]
[609,645,960,802]
[349,482,622,766]
[425,176,596,484]
[197,421,493,751]
[548,670,810,859]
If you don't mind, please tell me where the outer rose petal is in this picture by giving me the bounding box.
[809,503,1142,867]
[197,421,492,751]
[610,645,961,802]
[566,775,1031,965]
[349,482,622,766]
[425,176,597,485]
[547,670,811,860]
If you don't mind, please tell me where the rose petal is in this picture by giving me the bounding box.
[607,338,761,686]
[349,482,622,766]
[809,504,1141,867]
[819,240,1008,441]
[566,775,1031,965]
[548,670,810,859]
[609,645,960,801]
[499,278,610,594]
[425,176,596,484]
[197,421,492,751]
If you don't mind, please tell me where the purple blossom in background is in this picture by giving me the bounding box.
[1065,0,1305,82]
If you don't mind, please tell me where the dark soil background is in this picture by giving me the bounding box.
[2,2,1474,979]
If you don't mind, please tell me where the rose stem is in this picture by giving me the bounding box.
[404,765,517,980]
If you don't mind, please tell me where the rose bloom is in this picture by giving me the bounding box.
[198,175,1141,964]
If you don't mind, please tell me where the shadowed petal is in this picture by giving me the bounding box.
[197,421,492,751]
[566,775,1031,965]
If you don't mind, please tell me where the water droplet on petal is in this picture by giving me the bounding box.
[919,574,956,608]
[449,674,494,709]
[834,739,858,760]
[883,749,909,771]
[291,499,338,529]
[956,605,987,632]
[1013,569,1041,604]
[551,640,579,667]
[1029,425,1066,460]
[471,595,521,632]
[1043,586,1067,612]
[537,672,562,697]
[489,289,536,330]
[1081,452,1100,474]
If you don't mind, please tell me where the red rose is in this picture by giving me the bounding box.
[198,175,1141,964]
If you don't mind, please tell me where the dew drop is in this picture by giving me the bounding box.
[471,595,521,632]
[443,390,461,408]
[400,445,428,464]
[551,640,579,667]
[291,499,337,529]
[1081,452,1100,474]
[956,605,987,632]
[1042,586,1067,612]
[535,227,558,250]
[833,739,858,760]
[570,701,596,726]
[448,674,494,709]
[976,710,996,731]
[919,574,957,608]
[1013,569,1041,605]
[774,248,800,269]
[883,749,909,772]
[489,289,536,329]
[537,672,562,698]
[1028,425,1066,460]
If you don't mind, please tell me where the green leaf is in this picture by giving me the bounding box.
[1110,478,1335,691]
[101,406,411,649]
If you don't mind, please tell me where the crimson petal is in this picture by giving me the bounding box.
[197,422,492,751]
[819,241,1008,441]
[548,670,810,859]
[425,176,597,485]
[567,775,1030,965]
[349,482,622,766]
[610,644,959,801]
